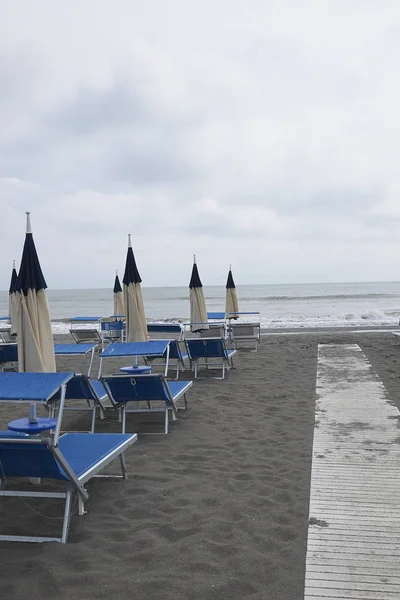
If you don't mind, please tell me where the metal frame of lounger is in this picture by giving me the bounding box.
[98,341,171,378]
[0,431,137,543]
[141,339,190,380]
[101,374,193,434]
[47,375,108,433]
[186,338,237,379]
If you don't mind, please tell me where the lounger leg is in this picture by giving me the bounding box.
[61,487,73,544]
[119,453,127,479]
[164,407,169,434]
[90,404,97,433]
[122,405,127,434]
[194,361,198,379]
[88,348,95,377]
[78,495,86,516]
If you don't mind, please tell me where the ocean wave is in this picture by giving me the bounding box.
[239,293,400,302]
[50,309,400,334]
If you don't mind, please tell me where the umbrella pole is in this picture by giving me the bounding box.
[28,402,41,485]
[28,402,38,423]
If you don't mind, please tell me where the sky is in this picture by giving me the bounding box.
[1,0,400,289]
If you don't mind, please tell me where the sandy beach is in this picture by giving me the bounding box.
[0,329,399,600]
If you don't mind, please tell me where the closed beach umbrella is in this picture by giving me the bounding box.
[113,269,125,316]
[123,234,147,342]
[9,260,18,335]
[225,265,239,319]
[189,255,209,333]
[14,212,56,372]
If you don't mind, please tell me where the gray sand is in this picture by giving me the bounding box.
[0,330,398,600]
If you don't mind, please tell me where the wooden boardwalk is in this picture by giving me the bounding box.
[305,344,400,599]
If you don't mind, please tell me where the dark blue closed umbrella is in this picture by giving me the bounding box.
[113,269,124,316]
[123,234,147,342]
[13,212,56,372]
[189,255,209,333]
[8,260,18,335]
[225,265,239,319]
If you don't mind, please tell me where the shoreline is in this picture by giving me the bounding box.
[261,324,399,335]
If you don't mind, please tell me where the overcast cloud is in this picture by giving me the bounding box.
[1,0,400,289]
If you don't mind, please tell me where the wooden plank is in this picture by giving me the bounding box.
[304,344,400,599]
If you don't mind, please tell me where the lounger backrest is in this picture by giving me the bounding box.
[102,374,171,404]
[0,329,14,343]
[186,338,227,359]
[147,324,183,340]
[147,339,181,360]
[167,340,182,360]
[0,434,68,481]
[230,323,260,338]
[50,374,95,402]
[70,329,101,344]
[198,325,226,339]
[101,320,124,339]
[0,343,18,364]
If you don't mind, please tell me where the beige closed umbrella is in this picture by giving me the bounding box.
[113,270,125,316]
[13,212,56,372]
[189,255,209,333]
[225,265,239,319]
[122,234,147,342]
[9,260,18,336]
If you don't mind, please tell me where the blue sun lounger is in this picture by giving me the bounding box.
[69,316,103,345]
[0,372,137,543]
[137,339,190,380]
[186,338,237,379]
[98,341,171,377]
[0,431,137,543]
[54,343,98,377]
[0,344,100,375]
[101,374,193,434]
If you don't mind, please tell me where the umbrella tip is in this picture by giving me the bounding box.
[193,254,196,264]
[26,212,32,234]
[13,259,16,269]
[128,234,132,248]
[229,264,232,271]
[116,269,118,276]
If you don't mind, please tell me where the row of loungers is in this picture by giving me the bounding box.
[69,316,261,352]
[0,338,240,543]
[0,339,237,381]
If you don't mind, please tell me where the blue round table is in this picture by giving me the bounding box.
[119,365,152,375]
[8,417,57,434]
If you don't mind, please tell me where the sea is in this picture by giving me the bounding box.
[1,281,400,333]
